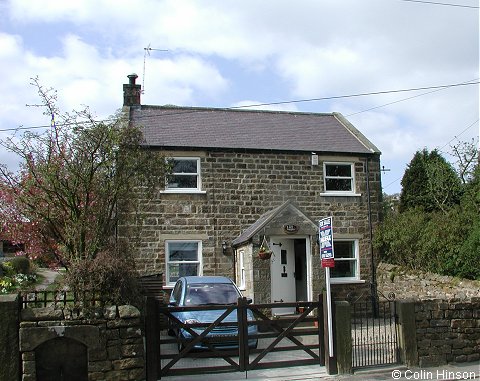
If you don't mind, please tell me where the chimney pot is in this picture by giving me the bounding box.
[128,73,138,85]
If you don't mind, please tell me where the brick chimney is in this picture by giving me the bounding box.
[123,74,141,106]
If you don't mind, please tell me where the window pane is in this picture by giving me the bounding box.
[173,283,182,303]
[334,241,355,258]
[325,178,352,191]
[168,263,199,283]
[168,174,197,188]
[185,283,240,306]
[173,159,197,173]
[168,242,198,261]
[330,260,356,278]
[326,164,351,177]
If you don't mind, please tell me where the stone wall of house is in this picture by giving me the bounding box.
[413,298,480,366]
[131,150,382,293]
[19,305,145,381]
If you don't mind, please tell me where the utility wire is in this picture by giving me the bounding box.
[382,118,479,191]
[0,79,478,133]
[346,79,479,117]
[397,0,479,8]
[227,80,479,110]
[438,119,479,152]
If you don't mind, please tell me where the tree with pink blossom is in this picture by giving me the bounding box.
[0,78,167,302]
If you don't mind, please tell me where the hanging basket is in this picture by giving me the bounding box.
[258,250,272,260]
[257,236,272,260]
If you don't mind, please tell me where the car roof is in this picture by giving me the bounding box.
[181,276,234,285]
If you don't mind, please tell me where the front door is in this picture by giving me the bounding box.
[270,238,296,315]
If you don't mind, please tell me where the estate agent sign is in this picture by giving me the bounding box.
[319,217,335,268]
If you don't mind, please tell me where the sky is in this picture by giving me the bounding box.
[0,0,478,194]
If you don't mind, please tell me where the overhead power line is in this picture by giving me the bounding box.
[346,79,478,117]
[227,80,479,110]
[398,0,479,8]
[438,119,479,152]
[382,118,479,191]
[0,79,478,133]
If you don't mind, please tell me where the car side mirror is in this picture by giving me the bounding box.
[168,301,177,306]
[246,297,253,304]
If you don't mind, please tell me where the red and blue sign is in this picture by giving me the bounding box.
[319,217,335,268]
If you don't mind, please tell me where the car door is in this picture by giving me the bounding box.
[170,280,182,305]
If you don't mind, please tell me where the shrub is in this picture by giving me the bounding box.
[374,204,480,280]
[64,249,140,306]
[418,208,467,276]
[457,221,480,280]
[374,208,428,269]
[1,261,15,277]
[10,256,31,274]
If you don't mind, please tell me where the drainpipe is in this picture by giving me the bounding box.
[366,157,378,316]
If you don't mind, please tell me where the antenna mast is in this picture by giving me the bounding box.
[142,44,169,94]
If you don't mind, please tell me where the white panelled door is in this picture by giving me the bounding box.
[270,238,296,315]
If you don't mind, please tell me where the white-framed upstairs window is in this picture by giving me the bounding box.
[323,162,358,195]
[165,240,202,286]
[165,157,202,192]
[330,240,360,283]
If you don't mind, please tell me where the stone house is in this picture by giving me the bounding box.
[122,75,382,312]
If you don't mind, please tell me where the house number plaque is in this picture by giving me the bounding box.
[283,224,299,234]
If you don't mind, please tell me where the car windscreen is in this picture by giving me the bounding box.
[185,283,241,306]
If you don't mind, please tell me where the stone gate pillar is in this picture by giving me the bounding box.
[0,294,20,381]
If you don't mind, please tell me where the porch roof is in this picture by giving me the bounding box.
[232,200,317,247]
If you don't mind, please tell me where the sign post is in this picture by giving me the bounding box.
[319,217,335,362]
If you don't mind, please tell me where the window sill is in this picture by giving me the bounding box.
[320,192,362,197]
[330,279,365,284]
[161,190,207,194]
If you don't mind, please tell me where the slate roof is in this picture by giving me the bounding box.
[131,106,381,155]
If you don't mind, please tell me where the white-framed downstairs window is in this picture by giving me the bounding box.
[237,249,246,290]
[165,157,201,192]
[165,240,202,286]
[323,162,356,194]
[330,240,360,283]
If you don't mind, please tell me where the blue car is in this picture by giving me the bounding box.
[168,276,258,351]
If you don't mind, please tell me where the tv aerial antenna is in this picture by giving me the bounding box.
[142,44,168,94]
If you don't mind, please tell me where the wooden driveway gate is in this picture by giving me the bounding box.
[144,297,325,379]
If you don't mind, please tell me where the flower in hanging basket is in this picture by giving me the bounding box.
[257,240,272,260]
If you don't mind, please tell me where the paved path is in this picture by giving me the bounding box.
[35,268,63,290]
[161,362,480,381]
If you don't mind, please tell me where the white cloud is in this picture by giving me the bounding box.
[1,0,478,194]
[141,55,229,105]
